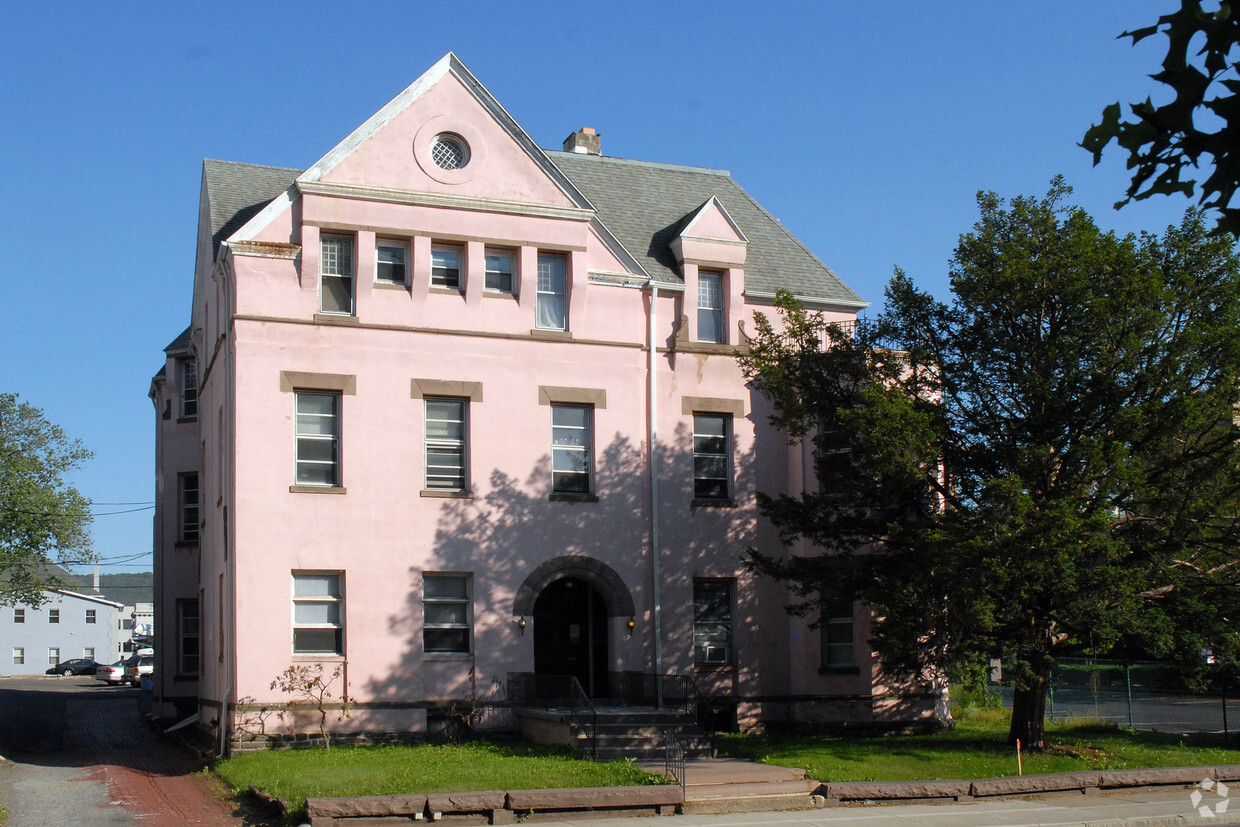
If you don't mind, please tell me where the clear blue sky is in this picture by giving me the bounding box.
[0,1,1203,575]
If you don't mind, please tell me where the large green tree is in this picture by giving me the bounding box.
[1083,1,1240,235]
[0,393,93,605]
[741,180,1240,748]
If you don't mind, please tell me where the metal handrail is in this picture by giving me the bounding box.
[616,672,695,712]
[508,672,597,759]
[663,727,686,793]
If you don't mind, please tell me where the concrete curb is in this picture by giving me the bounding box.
[820,763,1240,803]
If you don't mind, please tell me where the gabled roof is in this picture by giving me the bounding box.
[199,153,861,305]
[202,158,300,257]
[680,196,749,244]
[549,152,866,307]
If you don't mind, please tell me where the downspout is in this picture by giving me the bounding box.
[647,280,664,699]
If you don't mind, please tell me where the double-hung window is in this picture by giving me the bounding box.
[181,359,198,418]
[821,598,856,668]
[180,473,199,542]
[423,574,471,655]
[693,414,731,500]
[319,235,354,314]
[49,609,59,624]
[48,648,59,665]
[12,648,23,665]
[84,647,95,660]
[13,608,23,624]
[178,599,201,675]
[697,270,725,344]
[693,579,733,665]
[295,392,340,486]
[425,398,467,492]
[431,244,462,289]
[551,404,592,493]
[536,253,567,330]
[292,573,343,656]
[485,249,514,294]
[86,609,96,624]
[376,240,408,285]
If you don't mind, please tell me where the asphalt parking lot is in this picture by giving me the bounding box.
[0,676,268,825]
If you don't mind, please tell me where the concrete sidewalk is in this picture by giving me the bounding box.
[542,785,1240,827]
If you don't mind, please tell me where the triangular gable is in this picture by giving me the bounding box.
[232,53,595,247]
[679,197,748,244]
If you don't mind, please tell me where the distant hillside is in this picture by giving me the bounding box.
[65,571,153,607]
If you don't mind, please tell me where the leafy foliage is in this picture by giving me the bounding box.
[1083,1,1240,235]
[0,393,92,606]
[740,180,1240,749]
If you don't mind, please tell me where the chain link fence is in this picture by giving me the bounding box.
[990,658,1235,744]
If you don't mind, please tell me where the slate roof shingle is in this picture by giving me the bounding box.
[197,151,863,306]
[548,151,865,306]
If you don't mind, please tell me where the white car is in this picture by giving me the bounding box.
[123,655,154,687]
[95,660,126,686]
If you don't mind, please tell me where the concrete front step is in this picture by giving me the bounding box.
[679,793,822,815]
[681,779,818,799]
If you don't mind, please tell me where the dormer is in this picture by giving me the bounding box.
[672,198,748,348]
[670,196,748,270]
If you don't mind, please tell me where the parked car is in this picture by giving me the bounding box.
[95,660,127,686]
[45,658,100,676]
[123,655,154,687]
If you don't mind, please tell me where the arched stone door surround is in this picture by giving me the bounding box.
[514,556,635,699]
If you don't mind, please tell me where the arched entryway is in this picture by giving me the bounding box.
[514,556,636,700]
[533,578,608,698]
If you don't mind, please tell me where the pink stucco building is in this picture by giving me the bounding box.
[150,54,942,751]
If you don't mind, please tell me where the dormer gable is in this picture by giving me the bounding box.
[670,196,748,270]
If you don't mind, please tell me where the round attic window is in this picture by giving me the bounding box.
[430,133,470,170]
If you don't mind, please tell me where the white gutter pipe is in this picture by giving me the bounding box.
[647,280,664,700]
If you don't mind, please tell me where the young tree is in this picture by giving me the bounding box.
[741,180,1240,748]
[0,393,93,605]
[1083,1,1240,236]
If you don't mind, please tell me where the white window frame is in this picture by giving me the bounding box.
[180,472,199,542]
[86,609,96,624]
[292,572,344,656]
[693,579,734,665]
[551,404,592,494]
[48,647,59,665]
[484,248,515,294]
[822,598,857,668]
[12,647,23,665]
[48,609,59,624]
[181,359,198,418]
[295,391,341,487]
[319,234,355,315]
[375,239,408,285]
[431,244,463,289]
[697,270,725,344]
[424,398,468,492]
[178,598,200,675]
[423,573,472,655]
[692,413,732,500]
[83,647,95,660]
[536,253,567,330]
[13,608,23,624]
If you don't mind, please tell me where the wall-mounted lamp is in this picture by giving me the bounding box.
[517,616,527,636]
[626,617,635,638]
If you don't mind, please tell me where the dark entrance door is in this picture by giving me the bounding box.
[533,577,609,698]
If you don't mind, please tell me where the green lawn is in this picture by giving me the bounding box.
[214,741,660,823]
[714,708,1239,782]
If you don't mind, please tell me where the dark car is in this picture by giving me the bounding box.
[45,658,100,676]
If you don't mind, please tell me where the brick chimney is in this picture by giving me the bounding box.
[563,127,601,155]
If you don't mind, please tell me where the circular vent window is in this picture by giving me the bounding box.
[430,134,470,170]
